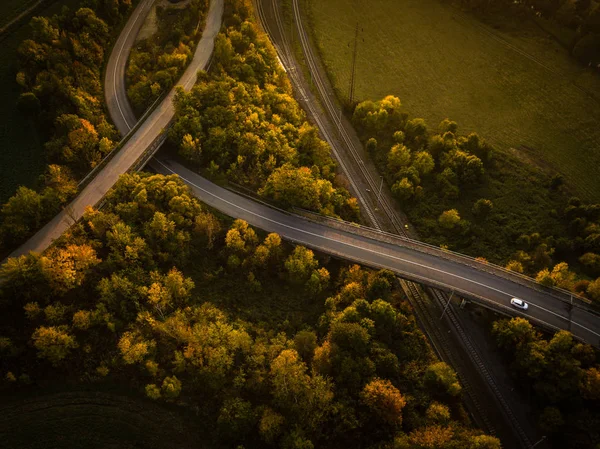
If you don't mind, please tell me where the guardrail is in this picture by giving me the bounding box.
[290,207,599,315]
[77,92,166,189]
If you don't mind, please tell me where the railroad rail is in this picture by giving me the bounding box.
[256,0,534,446]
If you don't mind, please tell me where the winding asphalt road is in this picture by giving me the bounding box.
[8,0,224,259]
[6,0,599,348]
[150,158,600,346]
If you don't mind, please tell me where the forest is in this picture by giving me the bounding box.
[450,0,600,66]
[168,0,360,220]
[492,317,600,448]
[0,0,133,255]
[126,0,208,114]
[0,172,501,449]
[352,96,600,304]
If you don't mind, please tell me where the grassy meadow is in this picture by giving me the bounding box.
[305,0,600,201]
[0,0,82,204]
[0,390,203,449]
[0,0,37,27]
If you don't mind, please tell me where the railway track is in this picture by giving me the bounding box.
[256,1,534,447]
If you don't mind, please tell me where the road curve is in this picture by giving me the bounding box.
[8,0,224,260]
[104,0,155,135]
[151,158,600,346]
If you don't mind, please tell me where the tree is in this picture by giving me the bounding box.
[548,262,576,290]
[259,407,285,444]
[194,212,221,249]
[412,151,435,176]
[260,165,334,212]
[470,435,502,449]
[392,178,414,202]
[404,118,428,145]
[366,137,378,152]
[580,367,600,400]
[536,268,555,287]
[218,397,255,442]
[409,425,454,447]
[306,267,330,295]
[294,330,318,363]
[424,362,462,397]
[387,144,411,173]
[492,317,538,350]
[438,209,461,229]
[580,253,600,277]
[426,402,450,424]
[31,326,78,366]
[472,199,494,220]
[17,92,41,116]
[145,384,161,400]
[587,277,600,302]
[161,375,182,399]
[285,246,318,283]
[360,378,407,428]
[1,186,45,241]
[118,331,153,364]
[539,406,564,433]
[505,260,524,273]
[42,244,100,294]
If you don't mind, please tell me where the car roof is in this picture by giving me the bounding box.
[512,298,523,304]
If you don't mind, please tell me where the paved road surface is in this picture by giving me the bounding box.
[8,0,224,259]
[104,0,155,135]
[151,158,600,346]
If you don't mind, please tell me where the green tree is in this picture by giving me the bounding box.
[424,362,462,397]
[539,406,564,433]
[218,397,255,442]
[472,198,494,220]
[31,326,78,366]
[387,144,412,173]
[580,253,600,277]
[259,407,285,444]
[1,187,45,242]
[438,209,461,229]
[492,317,538,351]
[391,178,414,201]
[412,151,435,176]
[426,402,451,424]
[505,260,524,273]
[145,384,161,400]
[161,375,182,399]
[580,367,600,400]
[285,246,318,284]
[293,330,318,363]
[587,277,600,302]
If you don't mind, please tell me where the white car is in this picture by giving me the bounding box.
[510,298,528,310]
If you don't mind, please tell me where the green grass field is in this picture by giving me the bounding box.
[306,0,600,201]
[0,390,203,449]
[0,0,38,27]
[0,0,82,204]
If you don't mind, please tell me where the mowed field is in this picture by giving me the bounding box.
[0,0,81,204]
[0,390,203,449]
[306,0,600,201]
[0,0,37,28]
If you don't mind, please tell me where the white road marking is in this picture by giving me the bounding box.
[113,0,153,132]
[154,160,600,339]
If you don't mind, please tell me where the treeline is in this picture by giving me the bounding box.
[353,96,600,304]
[492,318,600,448]
[127,0,208,114]
[451,0,600,66]
[0,172,499,449]
[0,0,133,254]
[169,0,360,220]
